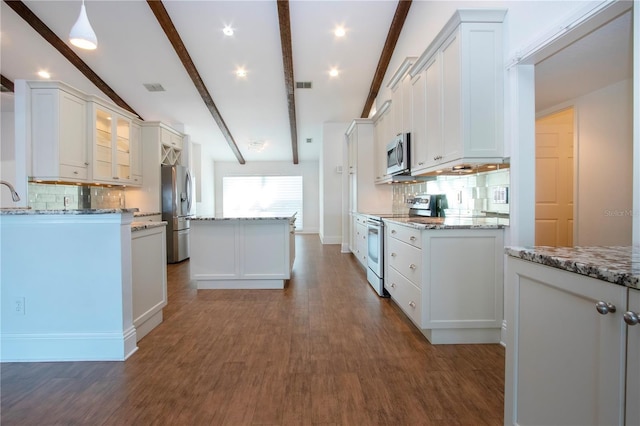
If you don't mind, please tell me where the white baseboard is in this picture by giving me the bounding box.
[1,329,138,362]
[320,235,342,245]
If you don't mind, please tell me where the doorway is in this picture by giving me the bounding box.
[535,108,574,247]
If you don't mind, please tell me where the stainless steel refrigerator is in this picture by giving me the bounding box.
[161,164,192,263]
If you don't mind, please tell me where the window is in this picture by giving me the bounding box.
[222,176,303,229]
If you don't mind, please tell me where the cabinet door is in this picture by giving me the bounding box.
[505,258,627,426]
[424,58,441,169]
[401,74,412,134]
[59,91,88,171]
[94,107,114,182]
[390,84,402,138]
[627,288,640,426]
[114,117,131,182]
[440,30,462,164]
[410,73,427,172]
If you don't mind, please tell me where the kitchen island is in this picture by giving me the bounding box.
[504,246,639,426]
[1,208,139,361]
[190,215,296,289]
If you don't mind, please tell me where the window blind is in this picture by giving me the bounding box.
[222,176,303,229]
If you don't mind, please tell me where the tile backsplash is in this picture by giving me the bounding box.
[28,183,126,210]
[392,169,510,217]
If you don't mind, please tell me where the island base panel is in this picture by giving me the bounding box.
[197,279,286,290]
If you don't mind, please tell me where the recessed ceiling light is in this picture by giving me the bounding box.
[223,25,234,36]
[37,70,50,79]
[329,68,339,77]
[236,68,247,78]
[334,26,346,37]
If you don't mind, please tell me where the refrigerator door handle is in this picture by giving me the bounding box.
[185,169,193,214]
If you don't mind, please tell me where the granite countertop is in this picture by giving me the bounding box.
[383,216,508,230]
[131,221,167,232]
[133,211,161,217]
[0,208,138,215]
[506,246,640,289]
[192,214,296,223]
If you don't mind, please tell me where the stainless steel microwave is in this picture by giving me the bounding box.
[386,133,410,176]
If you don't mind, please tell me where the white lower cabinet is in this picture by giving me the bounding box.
[350,214,368,268]
[131,225,167,342]
[384,221,503,344]
[505,257,630,426]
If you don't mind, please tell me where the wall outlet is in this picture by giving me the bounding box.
[64,196,71,207]
[14,297,25,315]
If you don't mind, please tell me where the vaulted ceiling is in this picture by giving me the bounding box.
[1,0,410,164]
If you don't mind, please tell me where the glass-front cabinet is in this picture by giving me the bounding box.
[91,102,133,184]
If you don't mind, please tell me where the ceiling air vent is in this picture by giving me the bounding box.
[296,81,312,89]
[143,83,166,92]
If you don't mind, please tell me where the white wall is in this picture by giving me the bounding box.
[574,79,633,245]
[321,122,349,244]
[212,160,319,233]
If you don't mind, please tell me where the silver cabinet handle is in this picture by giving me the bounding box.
[409,264,417,270]
[390,283,397,288]
[418,162,424,166]
[84,162,90,166]
[391,252,397,257]
[410,236,416,241]
[391,229,397,234]
[596,301,617,315]
[624,311,639,326]
[409,301,416,308]
[73,171,78,175]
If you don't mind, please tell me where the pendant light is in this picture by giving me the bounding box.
[69,0,97,50]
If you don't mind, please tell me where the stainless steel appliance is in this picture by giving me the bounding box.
[407,194,448,217]
[161,164,192,263]
[366,215,387,297]
[386,133,410,176]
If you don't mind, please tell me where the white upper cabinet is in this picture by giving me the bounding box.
[410,9,506,176]
[372,100,392,183]
[29,82,89,183]
[91,102,134,184]
[387,57,417,139]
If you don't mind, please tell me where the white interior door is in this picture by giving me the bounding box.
[535,108,574,246]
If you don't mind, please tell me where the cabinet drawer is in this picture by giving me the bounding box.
[388,223,421,248]
[387,266,422,327]
[387,236,422,287]
[60,164,88,181]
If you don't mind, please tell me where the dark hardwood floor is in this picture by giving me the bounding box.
[1,235,504,425]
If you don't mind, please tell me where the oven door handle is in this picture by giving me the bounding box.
[367,219,383,227]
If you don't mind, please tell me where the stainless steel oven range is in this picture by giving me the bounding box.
[366,215,387,297]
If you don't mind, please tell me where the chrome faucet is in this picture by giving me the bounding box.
[0,180,21,202]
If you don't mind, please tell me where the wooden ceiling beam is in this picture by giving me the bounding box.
[1,74,15,92]
[147,0,245,165]
[360,0,412,118]
[276,0,299,165]
[3,0,141,118]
